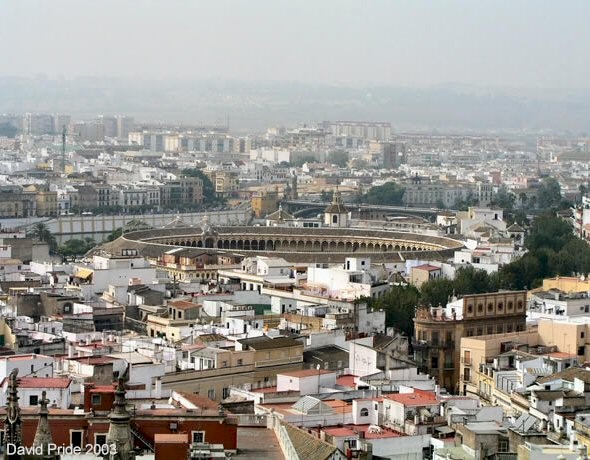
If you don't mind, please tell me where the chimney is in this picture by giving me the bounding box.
[435,384,441,399]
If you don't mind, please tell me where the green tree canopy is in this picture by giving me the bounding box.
[181,168,219,204]
[364,285,420,338]
[537,177,562,209]
[363,182,405,206]
[326,150,349,168]
[27,223,58,255]
[58,238,96,257]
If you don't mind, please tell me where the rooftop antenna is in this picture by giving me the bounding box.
[61,125,66,173]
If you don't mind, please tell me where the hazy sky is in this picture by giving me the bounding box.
[2,0,590,88]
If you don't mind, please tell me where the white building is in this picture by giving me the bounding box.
[0,376,72,409]
[0,354,55,380]
[276,369,337,395]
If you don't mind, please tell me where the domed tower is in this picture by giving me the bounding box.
[324,189,349,228]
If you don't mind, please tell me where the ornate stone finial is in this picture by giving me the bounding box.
[105,372,135,460]
[33,390,55,457]
[4,368,22,452]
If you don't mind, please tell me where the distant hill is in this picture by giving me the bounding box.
[1,77,590,134]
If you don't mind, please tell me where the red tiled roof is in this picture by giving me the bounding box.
[175,392,218,411]
[336,375,356,388]
[2,354,50,361]
[7,377,72,389]
[386,390,438,407]
[168,300,200,310]
[323,427,356,437]
[413,264,441,272]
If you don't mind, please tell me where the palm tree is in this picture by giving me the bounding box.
[579,184,588,202]
[27,222,57,254]
[518,192,528,211]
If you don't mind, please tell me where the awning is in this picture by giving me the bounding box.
[75,268,93,279]
[436,426,455,434]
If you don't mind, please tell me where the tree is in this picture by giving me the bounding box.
[537,177,562,209]
[106,227,123,242]
[327,150,349,168]
[320,190,332,202]
[419,278,454,308]
[518,192,528,211]
[579,184,588,202]
[181,168,221,205]
[363,182,405,206]
[367,285,421,338]
[27,223,58,254]
[526,212,573,252]
[453,266,495,296]
[58,238,96,257]
[492,186,515,211]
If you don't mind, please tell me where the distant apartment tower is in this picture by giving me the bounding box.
[72,121,105,142]
[53,114,71,134]
[23,113,54,135]
[97,115,118,138]
[116,115,134,139]
[323,121,391,141]
[369,140,406,168]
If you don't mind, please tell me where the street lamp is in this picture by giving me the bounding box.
[316,364,321,393]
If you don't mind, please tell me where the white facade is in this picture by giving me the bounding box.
[276,370,337,395]
[0,354,55,380]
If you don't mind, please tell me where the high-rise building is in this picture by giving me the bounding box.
[116,115,134,139]
[98,115,118,137]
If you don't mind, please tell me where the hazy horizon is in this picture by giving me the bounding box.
[2,1,590,89]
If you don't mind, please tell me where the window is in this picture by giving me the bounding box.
[237,359,243,366]
[498,302,503,311]
[467,304,473,314]
[95,434,107,446]
[91,394,101,406]
[207,389,215,400]
[507,301,513,310]
[360,408,369,416]
[431,356,439,369]
[222,387,230,399]
[70,430,83,448]
[487,303,493,313]
[29,395,39,406]
[192,431,205,443]
[582,332,585,339]
[499,440,508,452]
[477,303,483,313]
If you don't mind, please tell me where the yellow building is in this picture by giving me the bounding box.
[414,290,527,392]
[533,276,590,295]
[460,328,539,400]
[460,317,590,405]
[251,190,279,218]
[35,189,58,217]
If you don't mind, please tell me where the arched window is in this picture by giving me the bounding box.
[360,408,369,417]
[332,215,338,224]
